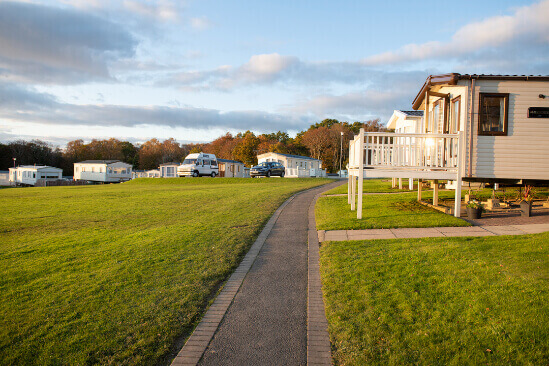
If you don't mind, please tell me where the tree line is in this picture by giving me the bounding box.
[0,119,385,175]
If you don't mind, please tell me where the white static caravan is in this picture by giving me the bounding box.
[217,159,245,177]
[0,171,9,186]
[347,73,549,218]
[159,162,180,178]
[411,73,549,183]
[257,152,325,177]
[9,165,63,186]
[145,169,160,178]
[74,160,132,183]
[132,170,147,179]
[387,110,424,133]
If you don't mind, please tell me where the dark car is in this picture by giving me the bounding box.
[250,162,285,178]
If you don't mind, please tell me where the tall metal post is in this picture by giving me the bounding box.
[339,131,344,177]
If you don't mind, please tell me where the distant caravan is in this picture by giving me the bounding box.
[177,153,219,177]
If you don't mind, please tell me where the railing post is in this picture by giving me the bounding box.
[351,174,356,211]
[454,131,464,217]
[357,128,364,219]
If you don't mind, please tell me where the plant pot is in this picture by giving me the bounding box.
[466,207,482,219]
[520,201,533,217]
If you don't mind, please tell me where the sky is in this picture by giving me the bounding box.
[1,0,548,147]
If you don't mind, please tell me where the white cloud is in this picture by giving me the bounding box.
[123,0,180,21]
[0,1,137,84]
[190,16,212,30]
[361,0,549,67]
[0,82,309,132]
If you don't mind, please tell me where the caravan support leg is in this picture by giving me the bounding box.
[433,180,439,206]
[454,177,462,217]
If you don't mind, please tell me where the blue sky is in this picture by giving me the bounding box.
[1,0,547,146]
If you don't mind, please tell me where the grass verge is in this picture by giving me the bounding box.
[0,178,329,365]
[316,192,469,230]
[320,233,549,365]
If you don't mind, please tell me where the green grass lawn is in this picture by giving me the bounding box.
[0,178,329,365]
[320,233,549,365]
[323,179,412,195]
[316,192,470,230]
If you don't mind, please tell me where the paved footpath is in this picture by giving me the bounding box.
[318,223,549,242]
[171,181,342,366]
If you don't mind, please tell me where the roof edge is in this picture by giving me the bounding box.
[412,73,460,110]
[412,73,549,110]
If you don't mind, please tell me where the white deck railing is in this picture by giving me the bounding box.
[348,129,464,218]
[350,132,462,172]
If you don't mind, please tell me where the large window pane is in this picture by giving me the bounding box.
[479,93,509,135]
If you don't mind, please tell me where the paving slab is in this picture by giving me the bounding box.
[512,223,549,234]
[346,229,396,240]
[438,226,495,237]
[481,225,528,236]
[391,227,445,238]
[323,230,348,241]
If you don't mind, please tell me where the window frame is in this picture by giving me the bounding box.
[478,93,509,136]
[433,98,448,134]
[450,96,461,134]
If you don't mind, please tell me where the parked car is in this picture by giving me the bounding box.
[177,153,219,177]
[250,162,285,178]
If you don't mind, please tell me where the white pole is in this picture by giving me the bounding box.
[351,175,356,211]
[454,131,465,217]
[357,128,364,219]
[409,178,413,190]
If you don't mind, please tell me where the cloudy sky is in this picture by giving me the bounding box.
[1,0,548,146]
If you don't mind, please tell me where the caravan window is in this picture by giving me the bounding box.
[210,160,217,166]
[479,93,509,136]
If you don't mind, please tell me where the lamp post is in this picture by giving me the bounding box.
[13,158,16,168]
[339,131,344,177]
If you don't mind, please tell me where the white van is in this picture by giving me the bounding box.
[177,153,219,177]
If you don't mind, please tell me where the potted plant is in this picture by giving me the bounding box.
[519,185,534,217]
[466,200,484,219]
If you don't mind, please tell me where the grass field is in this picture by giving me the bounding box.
[0,178,329,365]
[323,179,412,195]
[320,233,549,365]
[316,191,470,230]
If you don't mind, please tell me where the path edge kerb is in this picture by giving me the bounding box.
[307,188,335,366]
[170,183,331,366]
